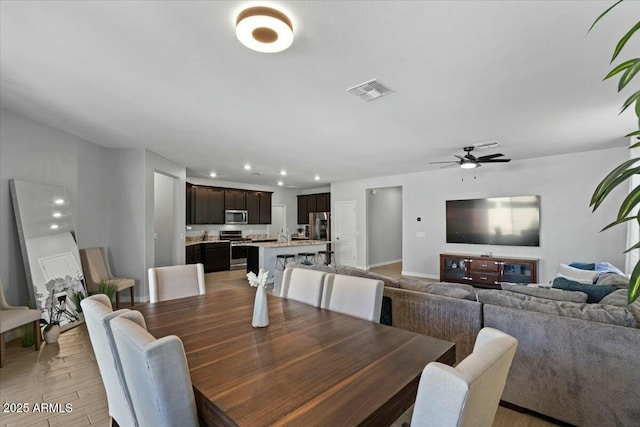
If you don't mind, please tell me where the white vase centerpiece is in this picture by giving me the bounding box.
[247,269,269,328]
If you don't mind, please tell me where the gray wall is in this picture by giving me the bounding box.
[1,109,187,305]
[154,172,175,267]
[367,186,402,267]
[331,147,628,283]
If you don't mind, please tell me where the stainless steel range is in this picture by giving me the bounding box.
[220,230,251,271]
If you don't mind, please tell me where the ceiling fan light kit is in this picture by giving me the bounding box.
[235,6,293,53]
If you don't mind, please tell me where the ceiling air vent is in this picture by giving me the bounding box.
[346,78,394,102]
[473,140,501,150]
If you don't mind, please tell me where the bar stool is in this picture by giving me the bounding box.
[316,250,335,266]
[298,252,316,265]
[276,254,296,271]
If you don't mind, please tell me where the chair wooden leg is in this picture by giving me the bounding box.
[115,291,121,310]
[130,286,135,307]
[33,320,41,351]
[0,332,5,368]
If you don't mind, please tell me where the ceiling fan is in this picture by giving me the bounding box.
[430,146,511,169]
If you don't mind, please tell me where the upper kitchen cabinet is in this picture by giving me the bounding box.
[247,191,272,224]
[186,183,194,225]
[225,189,246,210]
[193,186,225,224]
[297,193,330,224]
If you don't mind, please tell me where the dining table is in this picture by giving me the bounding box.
[135,286,456,426]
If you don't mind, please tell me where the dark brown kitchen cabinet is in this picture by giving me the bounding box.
[204,242,230,272]
[225,189,246,210]
[186,183,194,225]
[194,186,224,224]
[297,193,330,224]
[185,244,202,264]
[246,191,272,224]
[297,195,308,224]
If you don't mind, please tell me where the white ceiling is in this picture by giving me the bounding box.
[1,1,638,189]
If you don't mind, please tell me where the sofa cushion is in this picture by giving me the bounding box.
[568,262,596,271]
[599,289,640,326]
[595,272,629,289]
[552,277,616,303]
[500,282,588,303]
[477,289,636,328]
[557,263,599,283]
[334,265,399,288]
[398,277,476,301]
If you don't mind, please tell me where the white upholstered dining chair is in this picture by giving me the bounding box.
[321,274,384,322]
[0,281,41,368]
[410,327,518,427]
[81,294,140,426]
[280,267,326,307]
[110,314,199,427]
[147,263,205,303]
[80,247,135,309]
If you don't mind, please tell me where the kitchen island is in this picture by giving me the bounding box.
[246,240,329,295]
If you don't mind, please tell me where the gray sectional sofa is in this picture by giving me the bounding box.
[285,263,640,427]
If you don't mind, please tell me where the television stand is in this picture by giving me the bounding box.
[440,253,538,289]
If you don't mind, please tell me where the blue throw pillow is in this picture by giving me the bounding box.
[569,262,596,271]
[552,276,616,303]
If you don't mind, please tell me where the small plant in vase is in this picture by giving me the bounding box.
[97,279,119,304]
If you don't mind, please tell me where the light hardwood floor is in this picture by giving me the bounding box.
[0,267,561,427]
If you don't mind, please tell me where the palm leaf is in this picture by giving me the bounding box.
[604,58,638,80]
[611,21,640,63]
[628,261,640,304]
[624,241,640,252]
[618,59,640,91]
[601,215,637,231]
[625,130,640,138]
[588,0,623,33]
[620,89,640,114]
[617,183,640,219]
[590,158,640,209]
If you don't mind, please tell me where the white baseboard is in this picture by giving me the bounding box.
[368,259,402,268]
[401,271,439,280]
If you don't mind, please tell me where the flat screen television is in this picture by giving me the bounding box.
[446,195,540,246]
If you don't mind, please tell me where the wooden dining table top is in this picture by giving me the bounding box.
[135,287,456,427]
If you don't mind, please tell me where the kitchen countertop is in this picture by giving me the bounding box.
[185,239,230,247]
[246,240,328,248]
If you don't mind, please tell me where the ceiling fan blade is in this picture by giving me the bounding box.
[429,161,459,164]
[464,154,477,161]
[454,155,464,160]
[476,153,504,161]
[479,158,511,163]
[439,163,459,169]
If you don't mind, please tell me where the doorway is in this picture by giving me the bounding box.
[270,204,286,238]
[366,186,402,269]
[334,201,356,266]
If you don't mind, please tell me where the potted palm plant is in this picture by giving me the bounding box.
[589,0,640,303]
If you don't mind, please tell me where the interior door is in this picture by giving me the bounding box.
[334,201,356,266]
[270,205,285,238]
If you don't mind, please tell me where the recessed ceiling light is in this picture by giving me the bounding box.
[209,172,217,178]
[52,212,62,218]
[314,175,320,180]
[54,198,65,205]
[277,181,283,186]
[280,170,287,176]
[244,164,252,170]
[50,224,59,230]
[236,6,294,53]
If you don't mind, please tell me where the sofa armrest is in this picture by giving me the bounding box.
[383,287,482,364]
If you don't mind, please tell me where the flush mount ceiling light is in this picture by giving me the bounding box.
[235,6,293,53]
[244,164,252,170]
[209,172,217,178]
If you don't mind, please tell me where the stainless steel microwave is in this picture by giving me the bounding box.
[225,210,248,224]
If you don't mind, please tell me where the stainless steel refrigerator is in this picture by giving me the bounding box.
[309,212,330,241]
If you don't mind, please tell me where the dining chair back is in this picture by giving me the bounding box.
[0,281,42,368]
[110,314,199,427]
[321,274,384,322]
[411,327,518,427]
[281,267,326,306]
[147,263,205,303]
[81,294,141,426]
[80,247,135,308]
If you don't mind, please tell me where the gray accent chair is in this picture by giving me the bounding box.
[80,247,135,309]
[0,281,41,368]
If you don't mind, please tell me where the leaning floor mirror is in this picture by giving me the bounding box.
[10,179,87,332]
